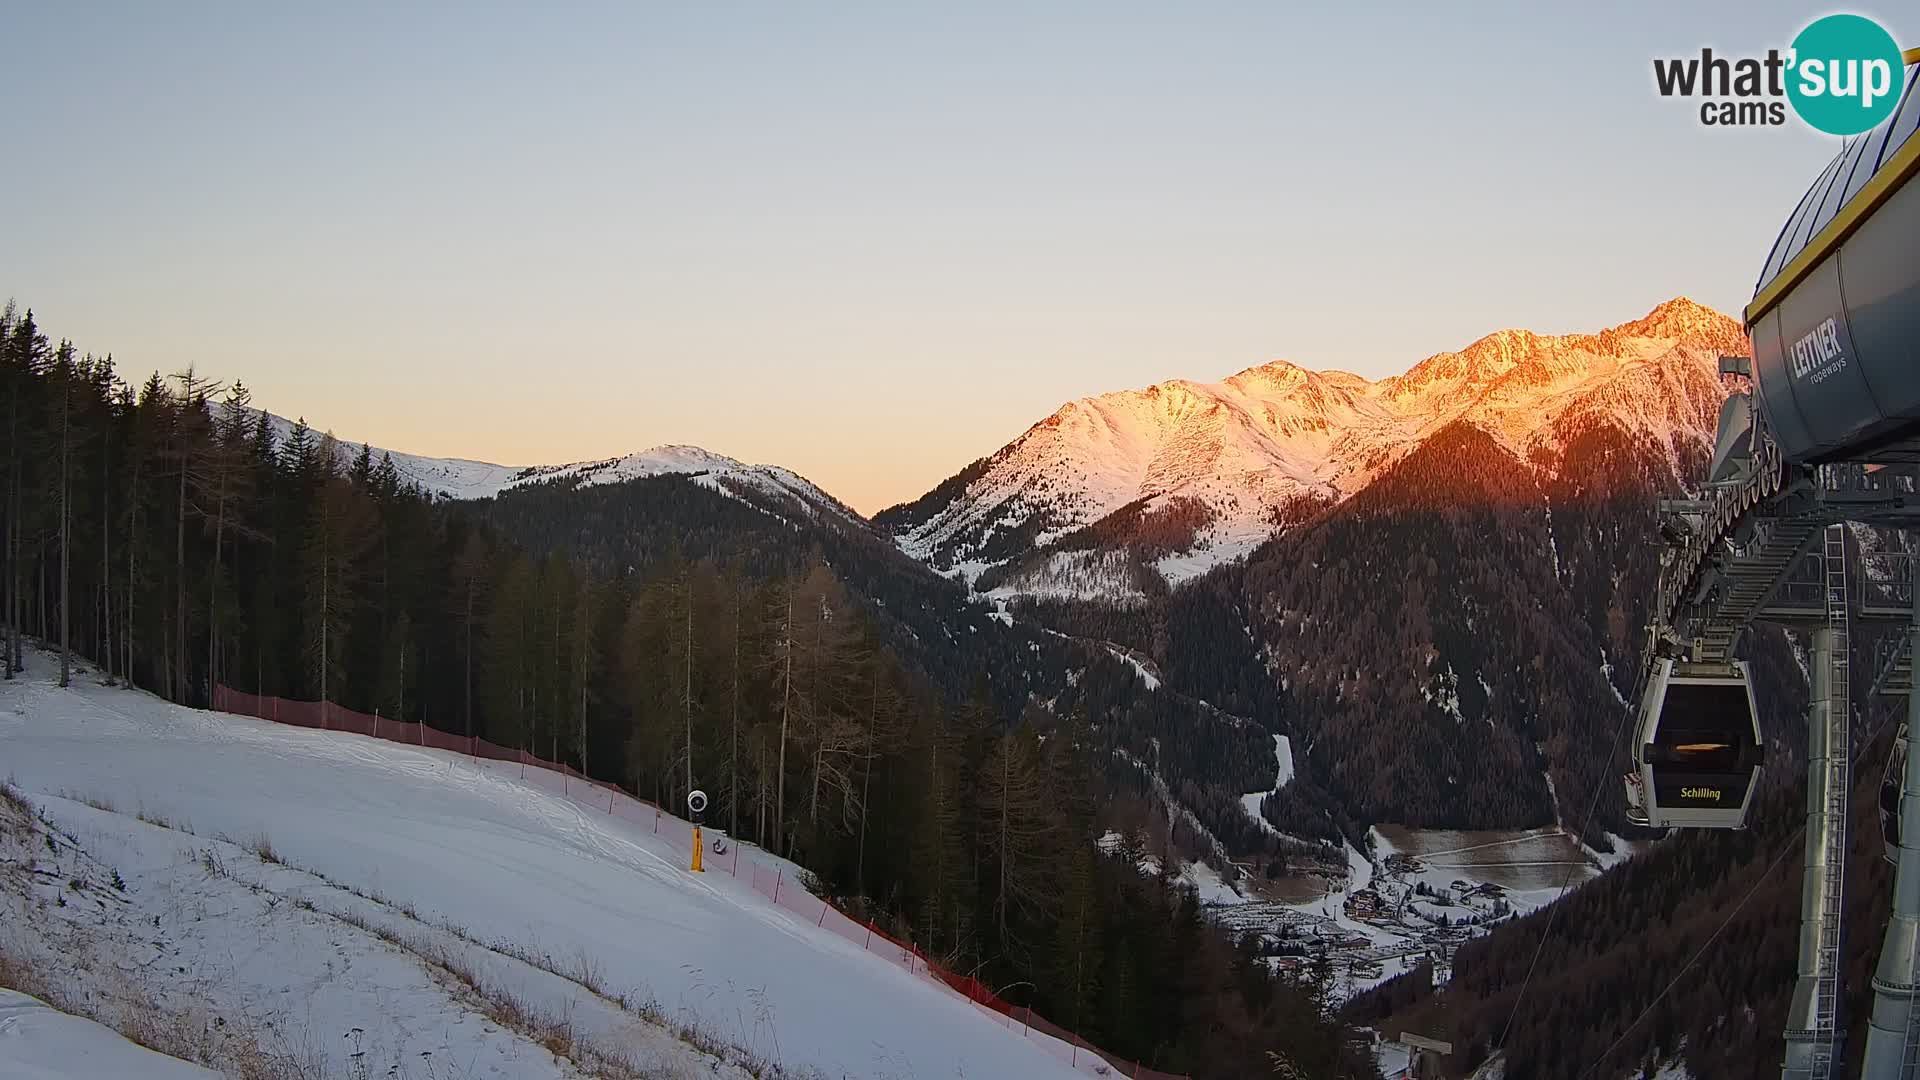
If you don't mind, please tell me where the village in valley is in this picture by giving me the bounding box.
[1193,827,1607,1001]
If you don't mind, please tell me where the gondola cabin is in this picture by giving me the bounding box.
[1624,658,1764,829]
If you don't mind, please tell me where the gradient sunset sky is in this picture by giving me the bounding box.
[3,3,1902,513]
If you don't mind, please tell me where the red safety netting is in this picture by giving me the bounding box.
[210,686,1186,1080]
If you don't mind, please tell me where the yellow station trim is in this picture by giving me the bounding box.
[1746,47,1920,325]
[1746,133,1920,326]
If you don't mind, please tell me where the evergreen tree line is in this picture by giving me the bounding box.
[0,305,1369,1078]
[476,464,1341,894]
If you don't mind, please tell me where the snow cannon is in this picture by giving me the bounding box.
[1747,61,1920,467]
[688,789,708,873]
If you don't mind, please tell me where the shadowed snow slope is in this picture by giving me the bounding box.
[0,657,1088,1080]
[0,990,218,1080]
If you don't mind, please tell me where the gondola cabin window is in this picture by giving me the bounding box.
[1649,682,1758,772]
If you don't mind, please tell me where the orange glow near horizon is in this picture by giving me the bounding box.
[7,4,1852,515]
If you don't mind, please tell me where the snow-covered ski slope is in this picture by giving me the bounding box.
[0,657,1095,1080]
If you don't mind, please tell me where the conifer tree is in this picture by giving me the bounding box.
[376,609,412,720]
[447,530,489,736]
[94,364,122,683]
[622,557,692,803]
[728,576,743,839]
[204,382,259,692]
[982,722,1058,958]
[481,551,534,747]
[4,310,50,677]
[167,368,219,703]
[50,342,76,686]
[570,570,596,772]
[303,472,375,711]
[768,573,797,852]
[856,648,905,896]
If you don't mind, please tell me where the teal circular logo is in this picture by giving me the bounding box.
[1786,14,1905,135]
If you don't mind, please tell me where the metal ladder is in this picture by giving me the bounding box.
[1812,523,1855,1079]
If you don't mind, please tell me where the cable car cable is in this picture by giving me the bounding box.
[1494,639,1681,1052]
[1572,823,1801,1080]
[1493,679,1645,1053]
[1569,706,1902,1078]
[1499,493,1775,1054]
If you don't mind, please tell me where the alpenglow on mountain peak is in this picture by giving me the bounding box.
[878,298,1745,601]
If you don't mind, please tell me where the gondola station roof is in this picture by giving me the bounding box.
[1748,56,1920,466]
[1752,59,1920,322]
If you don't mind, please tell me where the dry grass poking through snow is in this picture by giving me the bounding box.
[0,777,31,814]
[317,865,818,1079]
[249,832,283,865]
[136,805,192,833]
[0,779,33,843]
[56,788,118,815]
[3,785,799,1080]
[0,785,320,1078]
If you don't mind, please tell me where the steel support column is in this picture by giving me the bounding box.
[1785,525,1854,1079]
[1864,573,1920,1079]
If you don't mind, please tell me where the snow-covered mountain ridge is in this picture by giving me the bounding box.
[253,410,856,521]
[878,297,1744,596]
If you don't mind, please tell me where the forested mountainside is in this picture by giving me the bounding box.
[1348,548,1911,1079]
[0,305,1372,1079]
[191,301,1759,854]
[886,300,1748,839]
[469,465,1058,724]
[473,466,1344,864]
[996,419,1714,840]
[973,317,1749,838]
[1246,420,1711,837]
[1353,688,1895,1080]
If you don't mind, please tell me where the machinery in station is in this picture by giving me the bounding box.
[1629,55,1919,1079]
[1884,725,1910,862]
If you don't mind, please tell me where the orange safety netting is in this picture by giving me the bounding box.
[210,686,1187,1080]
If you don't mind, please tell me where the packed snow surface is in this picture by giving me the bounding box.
[1109,647,1162,690]
[0,990,219,1080]
[1369,825,1604,919]
[1238,734,1293,835]
[1178,860,1245,906]
[1374,1035,1411,1078]
[0,658,1091,1080]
